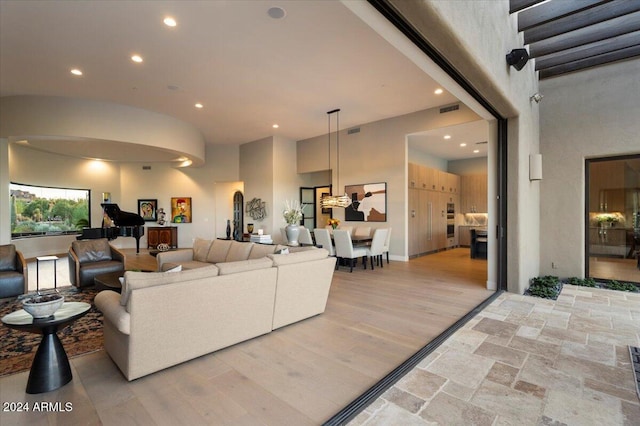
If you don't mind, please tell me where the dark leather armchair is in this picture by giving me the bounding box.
[0,244,28,298]
[69,239,125,288]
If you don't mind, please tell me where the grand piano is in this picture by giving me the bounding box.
[77,203,145,253]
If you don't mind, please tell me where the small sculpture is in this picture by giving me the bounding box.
[157,208,166,226]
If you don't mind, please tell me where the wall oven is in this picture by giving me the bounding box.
[446,203,455,238]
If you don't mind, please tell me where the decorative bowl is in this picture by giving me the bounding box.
[22,294,64,318]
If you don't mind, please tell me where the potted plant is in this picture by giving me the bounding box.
[283,200,305,246]
[596,213,619,228]
[327,218,340,230]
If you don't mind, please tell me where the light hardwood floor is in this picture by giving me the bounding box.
[1,248,492,425]
[589,256,640,283]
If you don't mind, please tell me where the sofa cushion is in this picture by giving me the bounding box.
[161,260,210,271]
[0,244,16,272]
[72,239,112,263]
[248,243,278,259]
[120,264,219,307]
[216,257,274,275]
[225,241,253,262]
[193,238,212,262]
[267,248,329,266]
[206,239,232,264]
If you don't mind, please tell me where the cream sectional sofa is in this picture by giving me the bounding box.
[94,240,336,381]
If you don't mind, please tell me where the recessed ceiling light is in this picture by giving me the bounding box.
[164,17,177,27]
[473,149,480,153]
[194,103,203,109]
[443,135,451,140]
[460,143,467,147]
[434,88,443,95]
[272,124,279,129]
[70,68,83,76]
[131,55,143,63]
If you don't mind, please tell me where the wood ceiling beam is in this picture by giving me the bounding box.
[535,31,640,70]
[509,0,545,14]
[518,0,607,31]
[529,10,640,57]
[539,44,640,79]
[524,1,640,44]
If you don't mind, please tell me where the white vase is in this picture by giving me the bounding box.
[285,224,300,246]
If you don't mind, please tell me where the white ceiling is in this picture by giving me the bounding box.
[408,120,490,161]
[0,0,486,162]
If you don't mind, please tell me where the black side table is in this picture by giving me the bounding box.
[1,302,91,394]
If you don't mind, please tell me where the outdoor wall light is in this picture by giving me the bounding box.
[506,48,529,71]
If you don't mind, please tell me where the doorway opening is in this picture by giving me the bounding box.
[586,155,640,283]
[300,185,332,230]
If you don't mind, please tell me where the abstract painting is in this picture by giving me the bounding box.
[344,182,386,222]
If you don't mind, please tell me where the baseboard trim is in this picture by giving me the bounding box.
[323,290,503,426]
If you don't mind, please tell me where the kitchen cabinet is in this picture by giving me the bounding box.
[147,226,178,249]
[589,161,636,213]
[409,163,437,190]
[460,174,487,213]
[589,227,628,257]
[408,163,462,256]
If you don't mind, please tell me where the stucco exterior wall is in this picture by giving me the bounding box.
[391,0,541,293]
[539,59,640,278]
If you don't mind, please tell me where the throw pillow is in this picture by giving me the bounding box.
[192,238,212,262]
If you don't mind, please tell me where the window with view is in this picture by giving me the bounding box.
[10,183,90,239]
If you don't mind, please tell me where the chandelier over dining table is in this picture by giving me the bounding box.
[320,108,351,209]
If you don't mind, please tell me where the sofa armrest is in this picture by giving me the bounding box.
[110,245,126,268]
[95,290,130,335]
[156,249,195,271]
[16,250,28,294]
[68,249,80,287]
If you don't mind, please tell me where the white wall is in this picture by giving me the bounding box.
[0,139,10,244]
[298,104,481,260]
[0,96,206,166]
[240,137,275,239]
[540,60,640,278]
[390,0,541,293]
[448,157,488,175]
[8,141,240,257]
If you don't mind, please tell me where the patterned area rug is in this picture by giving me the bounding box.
[0,287,103,377]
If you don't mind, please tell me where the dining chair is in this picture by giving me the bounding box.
[298,227,314,245]
[365,228,388,270]
[353,226,371,238]
[333,229,367,272]
[313,228,335,256]
[382,227,392,264]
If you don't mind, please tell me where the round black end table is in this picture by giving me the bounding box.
[1,301,91,394]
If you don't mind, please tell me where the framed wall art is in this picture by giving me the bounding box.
[138,199,158,221]
[344,182,387,222]
[171,197,192,223]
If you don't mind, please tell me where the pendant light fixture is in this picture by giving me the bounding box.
[320,108,351,208]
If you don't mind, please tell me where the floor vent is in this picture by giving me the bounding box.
[142,165,151,170]
[348,127,360,135]
[439,104,460,114]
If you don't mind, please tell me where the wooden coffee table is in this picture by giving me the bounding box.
[94,271,124,293]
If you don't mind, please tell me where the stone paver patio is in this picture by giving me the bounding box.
[350,285,640,425]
